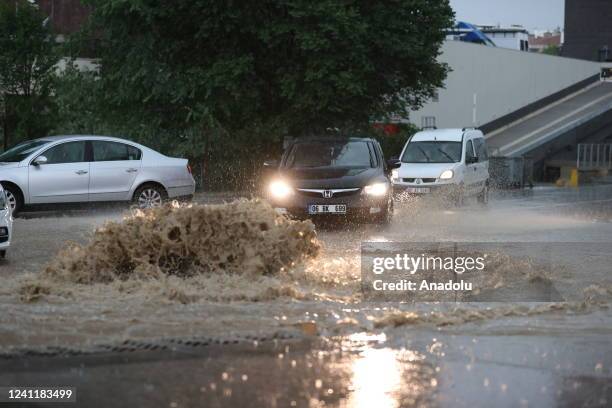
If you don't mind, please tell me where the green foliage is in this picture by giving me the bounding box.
[542,45,560,56]
[83,0,452,133]
[371,124,419,159]
[0,0,59,146]
[60,0,453,190]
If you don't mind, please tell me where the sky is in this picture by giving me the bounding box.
[449,0,565,32]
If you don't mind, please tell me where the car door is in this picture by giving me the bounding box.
[28,141,90,203]
[473,137,489,189]
[463,138,478,195]
[88,140,142,201]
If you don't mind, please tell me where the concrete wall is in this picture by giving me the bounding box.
[407,41,601,129]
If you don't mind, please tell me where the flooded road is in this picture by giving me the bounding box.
[1,185,611,407]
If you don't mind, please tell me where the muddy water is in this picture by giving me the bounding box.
[1,187,611,356]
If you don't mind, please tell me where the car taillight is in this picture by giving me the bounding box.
[187,164,192,175]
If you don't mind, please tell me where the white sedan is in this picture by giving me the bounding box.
[0,135,195,214]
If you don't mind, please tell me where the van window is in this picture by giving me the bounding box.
[401,141,462,163]
[473,138,488,161]
[465,140,476,163]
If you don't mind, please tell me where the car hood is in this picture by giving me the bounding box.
[0,162,21,169]
[397,163,458,179]
[282,167,383,188]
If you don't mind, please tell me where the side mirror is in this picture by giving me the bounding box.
[387,159,401,169]
[466,156,478,164]
[263,160,279,168]
[33,155,48,166]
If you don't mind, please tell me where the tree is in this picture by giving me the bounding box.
[85,0,452,132]
[0,0,59,149]
[542,44,560,56]
[79,0,453,189]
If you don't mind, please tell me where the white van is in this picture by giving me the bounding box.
[391,128,489,205]
[0,184,12,259]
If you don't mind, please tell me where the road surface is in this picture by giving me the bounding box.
[1,186,611,407]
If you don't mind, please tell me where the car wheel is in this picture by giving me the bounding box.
[133,184,167,209]
[2,185,23,215]
[477,183,489,205]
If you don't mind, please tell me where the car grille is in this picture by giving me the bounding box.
[296,189,361,198]
[402,178,437,183]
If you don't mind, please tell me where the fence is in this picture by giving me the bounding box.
[577,144,612,170]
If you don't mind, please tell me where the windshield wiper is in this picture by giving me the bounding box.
[436,148,455,162]
[417,146,431,162]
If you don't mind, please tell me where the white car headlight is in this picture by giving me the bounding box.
[269,180,294,199]
[363,182,388,196]
[439,170,454,180]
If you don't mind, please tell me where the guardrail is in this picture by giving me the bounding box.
[577,143,612,170]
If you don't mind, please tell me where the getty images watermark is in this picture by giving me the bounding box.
[360,242,611,302]
[371,251,486,292]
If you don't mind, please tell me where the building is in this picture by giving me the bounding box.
[35,0,91,37]
[563,0,612,61]
[478,25,530,51]
[529,32,563,54]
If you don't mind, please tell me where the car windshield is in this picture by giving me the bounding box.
[401,141,462,163]
[286,141,374,168]
[0,140,51,163]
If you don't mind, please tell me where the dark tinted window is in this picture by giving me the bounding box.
[473,138,488,161]
[0,140,50,163]
[42,141,86,164]
[465,140,476,162]
[401,141,462,163]
[286,141,373,168]
[92,141,142,161]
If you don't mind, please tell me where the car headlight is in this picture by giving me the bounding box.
[268,180,294,199]
[439,170,454,180]
[363,182,388,196]
[391,169,399,182]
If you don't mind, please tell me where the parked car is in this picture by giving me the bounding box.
[0,184,12,259]
[391,128,490,205]
[264,137,400,224]
[0,135,195,214]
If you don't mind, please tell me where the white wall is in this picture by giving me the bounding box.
[407,41,601,129]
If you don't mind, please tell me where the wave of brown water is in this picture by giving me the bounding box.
[2,199,611,352]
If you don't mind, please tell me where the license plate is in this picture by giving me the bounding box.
[308,204,347,214]
[406,187,430,194]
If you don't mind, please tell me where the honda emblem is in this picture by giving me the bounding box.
[322,190,333,198]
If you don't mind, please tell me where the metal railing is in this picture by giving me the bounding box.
[577,143,612,170]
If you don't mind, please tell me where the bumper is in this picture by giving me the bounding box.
[168,183,196,198]
[392,183,459,196]
[270,192,388,219]
[0,215,11,249]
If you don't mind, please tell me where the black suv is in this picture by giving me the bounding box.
[264,137,400,223]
